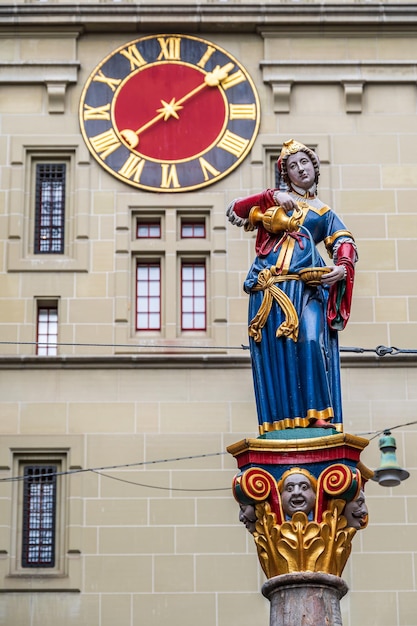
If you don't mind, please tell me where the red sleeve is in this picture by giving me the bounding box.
[327,242,356,330]
[232,190,278,256]
[231,189,276,219]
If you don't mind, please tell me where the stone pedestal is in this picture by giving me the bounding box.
[262,572,348,626]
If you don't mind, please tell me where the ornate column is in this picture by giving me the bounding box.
[226,137,368,625]
[227,429,372,626]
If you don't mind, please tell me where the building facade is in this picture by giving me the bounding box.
[1,2,417,625]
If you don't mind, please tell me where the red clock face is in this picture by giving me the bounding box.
[113,64,227,162]
[79,34,260,192]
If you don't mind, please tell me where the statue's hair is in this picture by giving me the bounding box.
[277,139,320,186]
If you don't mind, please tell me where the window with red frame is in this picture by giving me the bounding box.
[181,219,205,239]
[36,305,58,356]
[136,262,161,330]
[137,220,161,239]
[34,163,66,254]
[181,262,206,330]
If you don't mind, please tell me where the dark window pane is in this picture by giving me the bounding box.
[22,465,57,568]
[34,164,66,255]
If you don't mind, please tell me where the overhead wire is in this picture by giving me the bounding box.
[90,469,230,492]
[1,341,417,355]
[0,418,415,490]
[356,418,417,441]
[0,451,228,486]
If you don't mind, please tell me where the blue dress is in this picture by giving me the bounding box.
[241,195,352,434]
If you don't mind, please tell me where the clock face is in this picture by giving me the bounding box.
[79,34,260,192]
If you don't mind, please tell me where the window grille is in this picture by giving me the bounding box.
[22,465,57,568]
[34,164,66,254]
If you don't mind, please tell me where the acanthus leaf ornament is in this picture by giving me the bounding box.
[229,434,373,580]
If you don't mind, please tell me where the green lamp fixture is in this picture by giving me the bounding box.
[372,430,410,487]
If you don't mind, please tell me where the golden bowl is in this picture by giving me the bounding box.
[299,266,331,286]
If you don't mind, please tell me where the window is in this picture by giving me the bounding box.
[34,163,66,254]
[127,208,218,346]
[0,439,83,590]
[22,465,57,568]
[10,453,67,578]
[7,145,90,272]
[136,261,161,330]
[36,304,58,355]
[137,219,161,239]
[181,261,206,331]
[181,219,205,239]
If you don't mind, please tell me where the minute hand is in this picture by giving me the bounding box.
[120,62,235,149]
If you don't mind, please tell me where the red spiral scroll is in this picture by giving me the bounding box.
[320,463,361,498]
[239,467,275,502]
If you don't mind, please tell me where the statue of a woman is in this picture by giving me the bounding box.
[227,139,357,435]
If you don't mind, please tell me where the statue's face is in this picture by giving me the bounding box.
[239,504,257,534]
[281,473,316,517]
[344,490,368,529]
[286,152,316,190]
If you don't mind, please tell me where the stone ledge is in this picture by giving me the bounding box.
[1,4,417,34]
[261,61,417,113]
[0,62,79,83]
[0,62,79,112]
[0,352,416,370]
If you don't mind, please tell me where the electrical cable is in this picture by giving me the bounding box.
[0,451,229,491]
[1,341,417,355]
[90,469,231,491]
[0,417,416,490]
[356,418,417,441]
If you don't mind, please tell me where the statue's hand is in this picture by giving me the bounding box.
[226,200,248,227]
[321,265,346,285]
[273,191,297,213]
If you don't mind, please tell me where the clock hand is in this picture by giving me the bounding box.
[120,62,235,149]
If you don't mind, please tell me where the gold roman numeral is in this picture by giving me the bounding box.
[221,69,246,90]
[118,154,146,183]
[160,163,180,189]
[90,129,121,160]
[217,130,249,158]
[83,103,111,121]
[119,44,147,71]
[229,104,257,120]
[157,36,181,61]
[199,157,220,181]
[197,46,216,69]
[93,70,122,92]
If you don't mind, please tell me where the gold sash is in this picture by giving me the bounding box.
[249,268,300,343]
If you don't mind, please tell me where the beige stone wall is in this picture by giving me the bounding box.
[1,3,417,625]
[0,364,416,625]
[2,25,417,355]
